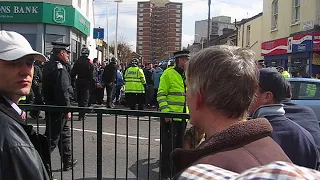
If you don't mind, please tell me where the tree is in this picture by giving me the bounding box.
[108,36,132,65]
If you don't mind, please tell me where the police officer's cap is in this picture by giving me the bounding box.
[173,49,190,59]
[81,47,90,56]
[52,42,71,53]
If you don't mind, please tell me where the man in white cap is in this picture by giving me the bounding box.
[0,30,49,179]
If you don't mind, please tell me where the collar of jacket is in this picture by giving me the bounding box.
[251,104,285,119]
[174,65,184,76]
[50,54,66,65]
[171,118,272,174]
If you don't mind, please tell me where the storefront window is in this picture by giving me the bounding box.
[289,59,309,77]
[45,34,64,57]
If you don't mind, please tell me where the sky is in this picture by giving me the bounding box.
[93,0,263,51]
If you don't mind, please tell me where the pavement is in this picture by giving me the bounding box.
[27,104,163,180]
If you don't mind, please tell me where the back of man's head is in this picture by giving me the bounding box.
[259,68,288,103]
[186,45,258,119]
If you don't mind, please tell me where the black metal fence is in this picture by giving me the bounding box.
[20,104,189,180]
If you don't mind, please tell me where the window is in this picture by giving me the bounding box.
[139,22,143,26]
[292,0,300,24]
[139,8,143,12]
[175,47,180,50]
[246,25,251,47]
[176,37,180,41]
[176,14,181,18]
[176,10,181,13]
[139,13,143,17]
[139,18,143,21]
[138,46,143,50]
[177,5,181,8]
[271,0,278,30]
[176,28,180,32]
[139,37,143,40]
[78,0,81,8]
[176,24,181,27]
[139,27,143,31]
[176,19,180,23]
[139,4,144,7]
[139,50,143,54]
[176,33,181,36]
[138,32,143,36]
[138,41,143,45]
[175,42,180,46]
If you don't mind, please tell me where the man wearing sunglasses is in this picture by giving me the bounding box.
[0,30,50,179]
[42,42,77,171]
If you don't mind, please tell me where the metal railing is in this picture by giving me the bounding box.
[20,104,190,180]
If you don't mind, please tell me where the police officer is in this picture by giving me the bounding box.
[71,47,95,121]
[157,50,189,178]
[42,42,77,171]
[124,58,147,110]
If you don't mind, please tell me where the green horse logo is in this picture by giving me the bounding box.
[53,7,65,23]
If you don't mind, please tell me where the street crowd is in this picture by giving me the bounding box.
[2,30,320,180]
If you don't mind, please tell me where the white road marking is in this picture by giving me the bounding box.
[31,125,149,140]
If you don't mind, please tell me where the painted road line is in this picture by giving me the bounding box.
[31,125,149,140]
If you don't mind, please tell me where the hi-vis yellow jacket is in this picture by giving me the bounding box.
[124,66,146,93]
[157,67,188,121]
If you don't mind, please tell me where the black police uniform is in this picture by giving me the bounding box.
[71,55,95,120]
[42,42,76,171]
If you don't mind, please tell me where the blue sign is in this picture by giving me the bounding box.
[287,33,313,53]
[93,28,104,39]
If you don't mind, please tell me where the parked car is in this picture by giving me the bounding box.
[287,78,320,121]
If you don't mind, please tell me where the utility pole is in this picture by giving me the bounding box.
[114,0,122,60]
[207,0,211,48]
[106,1,109,61]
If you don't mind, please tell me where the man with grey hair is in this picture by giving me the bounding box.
[171,45,291,177]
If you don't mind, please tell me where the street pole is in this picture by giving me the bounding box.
[106,1,109,61]
[114,0,122,60]
[207,0,211,47]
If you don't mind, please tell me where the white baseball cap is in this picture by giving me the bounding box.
[0,30,47,62]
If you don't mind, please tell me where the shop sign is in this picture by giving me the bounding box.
[287,33,313,53]
[0,2,90,36]
[0,2,43,22]
[261,38,288,56]
[313,32,320,51]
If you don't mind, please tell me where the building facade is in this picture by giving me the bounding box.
[0,0,96,62]
[261,0,320,77]
[237,13,263,60]
[211,16,235,36]
[136,0,182,63]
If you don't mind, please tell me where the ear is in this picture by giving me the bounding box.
[195,91,203,111]
[262,91,275,104]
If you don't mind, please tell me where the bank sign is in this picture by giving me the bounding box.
[0,2,90,35]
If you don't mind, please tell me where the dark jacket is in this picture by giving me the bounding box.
[102,63,117,85]
[71,56,95,88]
[42,55,73,106]
[171,118,291,178]
[0,96,49,180]
[252,104,319,169]
[143,68,153,85]
[32,63,44,104]
[282,99,320,153]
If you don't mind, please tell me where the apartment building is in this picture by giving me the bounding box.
[136,0,182,63]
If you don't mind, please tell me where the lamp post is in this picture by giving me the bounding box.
[106,1,109,61]
[114,0,123,60]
